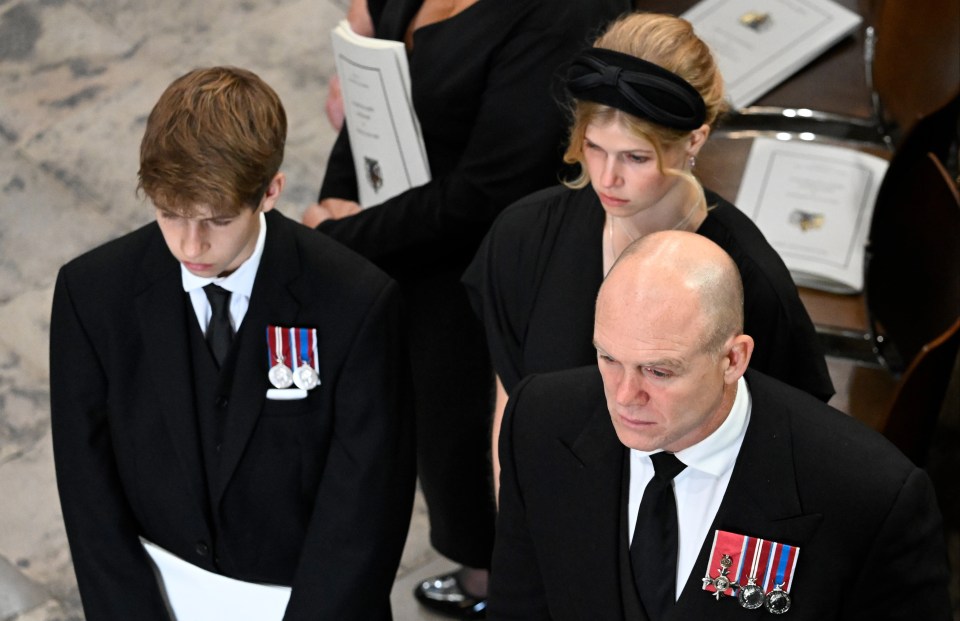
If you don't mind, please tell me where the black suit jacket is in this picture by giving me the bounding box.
[50,210,415,620]
[489,366,951,620]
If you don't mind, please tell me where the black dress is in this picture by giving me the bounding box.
[463,185,835,402]
[317,0,630,567]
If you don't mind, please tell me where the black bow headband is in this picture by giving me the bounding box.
[566,48,707,130]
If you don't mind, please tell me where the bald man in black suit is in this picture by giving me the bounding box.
[489,231,950,620]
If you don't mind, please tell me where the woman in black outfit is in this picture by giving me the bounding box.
[304,0,628,616]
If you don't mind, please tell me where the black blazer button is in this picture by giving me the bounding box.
[215,396,229,408]
[195,541,209,556]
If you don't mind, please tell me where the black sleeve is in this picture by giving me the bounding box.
[50,268,171,620]
[488,376,553,620]
[317,26,575,261]
[462,203,542,393]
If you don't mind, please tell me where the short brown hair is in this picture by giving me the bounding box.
[138,66,287,216]
[563,14,727,212]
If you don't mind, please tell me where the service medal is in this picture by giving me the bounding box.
[738,536,771,610]
[762,542,799,615]
[702,531,750,600]
[701,554,734,600]
[266,325,294,388]
[269,363,294,389]
[738,578,765,610]
[294,364,320,390]
[290,327,321,391]
[765,584,792,614]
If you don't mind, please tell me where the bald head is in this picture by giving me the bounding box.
[593,231,753,452]
[598,230,744,354]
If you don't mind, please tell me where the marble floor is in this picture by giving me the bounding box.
[0,0,458,618]
[0,0,956,619]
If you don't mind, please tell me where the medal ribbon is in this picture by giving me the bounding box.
[266,325,293,367]
[289,327,300,369]
[736,537,753,585]
[763,543,799,594]
[703,530,744,596]
[732,536,750,586]
[746,538,767,585]
[296,328,319,373]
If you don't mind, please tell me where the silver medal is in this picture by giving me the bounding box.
[701,554,734,600]
[765,583,792,615]
[737,579,765,610]
[269,363,294,389]
[293,364,320,390]
[739,538,767,609]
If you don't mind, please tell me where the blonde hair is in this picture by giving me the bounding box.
[563,13,727,214]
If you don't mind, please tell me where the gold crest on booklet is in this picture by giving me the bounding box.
[739,11,771,31]
[789,210,825,232]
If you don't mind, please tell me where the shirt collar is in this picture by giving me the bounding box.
[632,375,752,477]
[180,211,267,298]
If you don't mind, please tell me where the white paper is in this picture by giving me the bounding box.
[735,137,888,293]
[331,20,430,208]
[141,539,291,621]
[683,0,861,108]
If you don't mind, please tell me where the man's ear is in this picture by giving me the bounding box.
[721,334,754,385]
[259,172,286,213]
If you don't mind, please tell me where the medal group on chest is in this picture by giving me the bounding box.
[701,530,799,614]
[266,325,321,400]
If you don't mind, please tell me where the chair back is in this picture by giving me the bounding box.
[872,0,960,141]
[865,151,960,372]
[882,318,960,466]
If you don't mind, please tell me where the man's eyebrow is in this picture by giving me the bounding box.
[641,358,685,370]
[592,343,686,371]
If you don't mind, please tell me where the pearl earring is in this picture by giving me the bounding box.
[689,156,697,170]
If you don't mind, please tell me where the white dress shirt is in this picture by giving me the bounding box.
[627,376,752,600]
[181,212,267,334]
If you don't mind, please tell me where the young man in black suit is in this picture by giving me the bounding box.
[50,67,415,620]
[489,230,950,620]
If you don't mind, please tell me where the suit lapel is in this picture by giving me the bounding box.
[559,398,634,619]
[215,212,302,506]
[671,372,823,618]
[135,231,208,516]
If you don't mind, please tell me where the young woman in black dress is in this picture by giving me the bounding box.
[464,12,834,498]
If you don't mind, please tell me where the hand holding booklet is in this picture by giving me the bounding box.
[330,20,431,208]
[735,137,889,293]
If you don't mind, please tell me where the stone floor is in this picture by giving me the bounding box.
[0,1,956,620]
[0,0,456,618]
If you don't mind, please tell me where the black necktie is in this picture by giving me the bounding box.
[630,451,687,621]
[203,284,233,368]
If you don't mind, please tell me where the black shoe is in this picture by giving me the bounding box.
[413,572,487,619]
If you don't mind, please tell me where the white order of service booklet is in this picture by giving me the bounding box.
[735,137,889,293]
[141,538,291,620]
[330,20,430,208]
[682,0,862,108]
